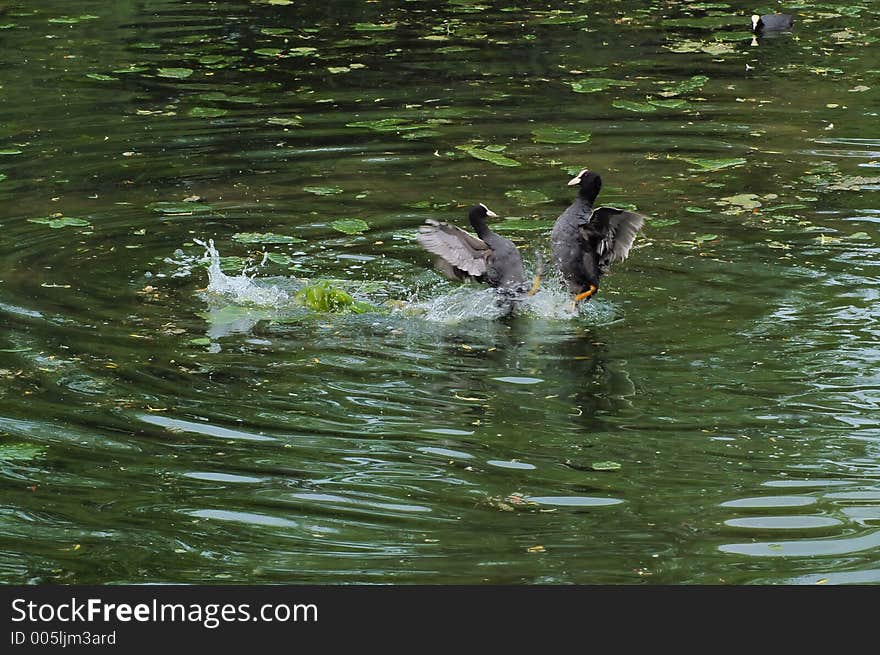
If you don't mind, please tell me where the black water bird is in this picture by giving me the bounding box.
[417,203,534,293]
[751,13,794,34]
[550,169,644,307]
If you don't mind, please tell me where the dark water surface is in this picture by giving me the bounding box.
[1,0,878,584]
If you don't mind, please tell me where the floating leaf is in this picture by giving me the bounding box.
[287,47,318,56]
[591,461,622,471]
[536,11,587,24]
[613,99,657,113]
[353,22,397,31]
[649,218,680,227]
[295,281,375,314]
[847,232,871,240]
[531,126,591,144]
[567,78,633,93]
[0,150,22,155]
[266,253,294,266]
[148,201,214,215]
[254,48,284,57]
[189,337,211,346]
[267,116,302,127]
[447,3,489,14]
[198,92,257,104]
[86,73,116,81]
[188,107,228,118]
[48,15,98,24]
[198,55,233,66]
[261,27,294,36]
[505,189,552,206]
[0,442,45,461]
[346,118,426,132]
[660,75,710,97]
[28,216,91,229]
[457,145,521,167]
[685,207,711,214]
[702,41,736,57]
[666,40,736,55]
[694,233,718,243]
[719,193,761,209]
[113,65,149,74]
[648,99,688,109]
[232,232,305,244]
[303,186,343,196]
[330,218,369,235]
[321,278,387,294]
[401,129,441,140]
[828,176,880,191]
[680,157,746,172]
[0,174,6,182]
[156,67,193,79]
[807,162,839,175]
[435,45,478,54]
[405,200,453,210]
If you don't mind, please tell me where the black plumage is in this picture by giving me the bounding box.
[550,169,644,305]
[417,203,527,291]
[751,13,794,34]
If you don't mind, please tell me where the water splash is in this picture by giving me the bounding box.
[519,282,621,324]
[517,283,578,321]
[410,286,514,323]
[183,240,620,327]
[196,238,290,307]
[407,279,619,324]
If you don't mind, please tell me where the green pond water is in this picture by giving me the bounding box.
[1,0,879,585]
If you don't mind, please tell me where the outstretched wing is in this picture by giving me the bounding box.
[581,207,645,273]
[417,219,491,278]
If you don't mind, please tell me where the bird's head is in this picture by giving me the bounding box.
[567,168,603,204]
[469,203,498,228]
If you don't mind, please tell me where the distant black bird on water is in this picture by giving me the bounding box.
[417,203,538,295]
[751,13,794,34]
[550,169,644,308]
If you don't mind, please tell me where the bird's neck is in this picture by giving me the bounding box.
[579,189,599,206]
[471,218,490,239]
[572,193,596,218]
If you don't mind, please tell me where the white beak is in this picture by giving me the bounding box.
[567,175,582,186]
[485,208,498,218]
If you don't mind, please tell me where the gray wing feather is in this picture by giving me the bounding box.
[417,219,490,277]
[584,207,645,266]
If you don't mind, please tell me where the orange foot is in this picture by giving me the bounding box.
[573,284,598,305]
[527,273,542,296]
